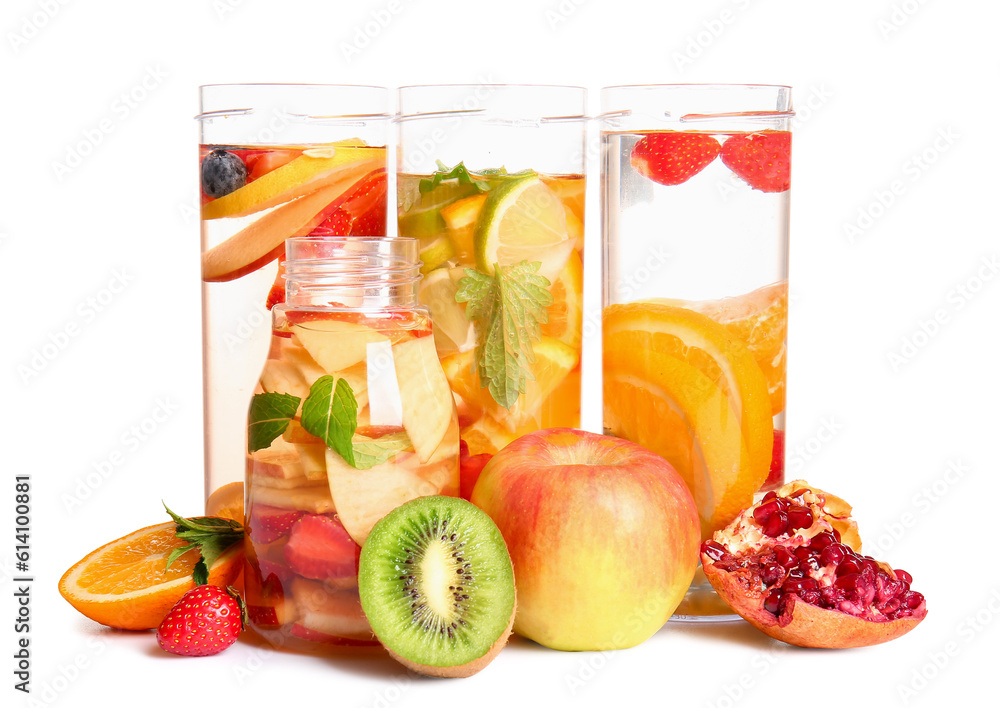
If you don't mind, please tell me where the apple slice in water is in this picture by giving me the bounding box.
[325,447,436,545]
[392,335,454,463]
[292,320,389,374]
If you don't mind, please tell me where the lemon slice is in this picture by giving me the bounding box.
[418,236,456,275]
[473,175,573,281]
[202,141,383,220]
[419,267,475,355]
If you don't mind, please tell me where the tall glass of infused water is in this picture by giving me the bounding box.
[396,84,587,467]
[601,84,792,620]
[197,84,389,507]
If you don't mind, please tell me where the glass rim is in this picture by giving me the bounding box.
[396,84,588,123]
[601,82,792,92]
[197,83,390,121]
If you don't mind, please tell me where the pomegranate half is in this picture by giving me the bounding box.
[701,480,927,648]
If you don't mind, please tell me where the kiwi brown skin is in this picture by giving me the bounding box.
[358,496,516,678]
[385,598,516,679]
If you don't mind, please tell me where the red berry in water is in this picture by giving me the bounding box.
[157,585,243,657]
[631,132,722,186]
[720,130,791,193]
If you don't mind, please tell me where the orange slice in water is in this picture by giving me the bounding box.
[540,249,584,349]
[58,521,243,630]
[603,303,772,537]
[645,281,787,414]
[206,481,245,524]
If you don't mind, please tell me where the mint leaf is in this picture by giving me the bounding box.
[456,261,552,409]
[419,161,494,194]
[352,432,412,470]
[162,504,244,586]
[248,392,300,452]
[301,376,358,467]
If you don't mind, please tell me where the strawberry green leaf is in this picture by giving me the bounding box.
[248,392,301,452]
[301,376,358,467]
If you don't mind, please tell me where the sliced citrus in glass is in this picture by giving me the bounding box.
[645,281,788,414]
[603,303,772,536]
[206,481,245,523]
[604,340,752,539]
[473,174,573,281]
[442,336,578,431]
[202,141,382,220]
[58,521,243,630]
[540,249,584,349]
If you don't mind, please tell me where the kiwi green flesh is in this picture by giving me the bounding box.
[358,496,515,670]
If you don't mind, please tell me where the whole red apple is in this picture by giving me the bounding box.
[470,428,700,651]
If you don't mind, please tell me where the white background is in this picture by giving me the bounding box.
[2,1,999,706]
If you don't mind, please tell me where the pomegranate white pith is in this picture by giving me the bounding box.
[701,480,927,648]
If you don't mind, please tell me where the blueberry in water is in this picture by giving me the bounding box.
[201,149,247,198]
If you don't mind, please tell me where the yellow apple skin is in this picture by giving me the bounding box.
[470,428,700,651]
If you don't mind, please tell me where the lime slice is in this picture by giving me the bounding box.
[473,174,573,281]
[419,267,475,356]
[418,236,456,275]
[398,179,482,239]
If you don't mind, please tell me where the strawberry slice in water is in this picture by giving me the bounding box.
[631,132,721,186]
[284,514,360,580]
[720,130,791,193]
[248,505,304,544]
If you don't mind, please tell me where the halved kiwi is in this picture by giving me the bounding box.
[358,495,516,678]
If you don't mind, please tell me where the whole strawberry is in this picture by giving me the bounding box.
[631,132,721,186]
[720,130,791,193]
[157,585,245,657]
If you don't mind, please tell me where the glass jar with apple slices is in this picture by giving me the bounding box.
[243,236,459,652]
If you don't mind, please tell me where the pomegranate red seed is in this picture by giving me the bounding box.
[761,563,784,586]
[701,540,727,561]
[820,586,847,608]
[836,557,864,577]
[763,589,783,615]
[793,546,813,561]
[784,576,819,594]
[832,527,842,541]
[774,497,790,512]
[763,511,789,537]
[880,598,902,614]
[835,573,860,591]
[762,491,777,502]
[799,556,820,574]
[894,569,913,584]
[904,591,925,609]
[753,499,780,525]
[799,588,822,606]
[809,531,836,551]
[820,543,850,568]
[773,546,798,569]
[786,506,814,532]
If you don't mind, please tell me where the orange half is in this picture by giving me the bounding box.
[59,521,243,630]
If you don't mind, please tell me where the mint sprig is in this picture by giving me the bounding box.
[163,504,244,586]
[301,375,359,466]
[456,261,552,409]
[419,160,493,194]
[248,392,300,452]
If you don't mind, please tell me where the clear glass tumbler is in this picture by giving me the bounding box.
[197,84,389,507]
[395,84,588,466]
[600,84,792,620]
